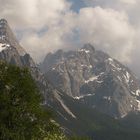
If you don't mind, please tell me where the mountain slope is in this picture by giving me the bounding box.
[0,19,38,74]
[44,88,140,139]
[0,19,76,125]
[40,44,140,139]
[41,43,140,118]
[0,19,56,106]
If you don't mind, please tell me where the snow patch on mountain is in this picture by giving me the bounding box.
[79,49,90,54]
[89,65,92,68]
[108,58,118,68]
[85,72,104,84]
[85,75,99,83]
[108,58,113,62]
[103,96,111,101]
[121,113,127,118]
[108,58,123,72]
[0,43,10,52]
[73,94,95,100]
[136,89,140,96]
[97,80,103,83]
[124,71,131,84]
[131,89,140,96]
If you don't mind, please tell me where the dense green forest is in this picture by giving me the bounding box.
[0,61,88,140]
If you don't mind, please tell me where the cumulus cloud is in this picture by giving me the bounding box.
[82,0,140,75]
[76,7,135,63]
[0,0,70,29]
[0,0,140,76]
[21,11,77,61]
[0,0,76,61]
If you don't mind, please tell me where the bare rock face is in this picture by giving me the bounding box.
[0,19,53,103]
[0,19,45,81]
[0,19,26,55]
[0,19,35,68]
[41,44,140,118]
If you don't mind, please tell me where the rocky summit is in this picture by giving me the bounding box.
[41,44,140,118]
[0,19,55,104]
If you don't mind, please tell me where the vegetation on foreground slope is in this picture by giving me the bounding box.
[0,61,88,140]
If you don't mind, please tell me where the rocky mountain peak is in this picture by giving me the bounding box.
[0,18,8,25]
[0,19,38,73]
[0,18,26,56]
[0,18,8,27]
[40,45,140,118]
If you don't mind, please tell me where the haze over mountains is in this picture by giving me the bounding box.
[1,18,140,139]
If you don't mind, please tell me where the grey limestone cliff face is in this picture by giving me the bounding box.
[0,19,54,104]
[0,19,44,81]
[41,44,140,118]
[0,19,25,55]
[0,19,34,67]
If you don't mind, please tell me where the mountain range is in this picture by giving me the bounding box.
[0,18,140,139]
[40,43,140,119]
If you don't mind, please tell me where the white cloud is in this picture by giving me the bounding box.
[19,4,136,64]
[76,7,135,63]
[81,0,140,76]
[119,0,137,5]
[20,10,77,61]
[0,0,76,61]
[1,0,140,77]
[0,0,70,29]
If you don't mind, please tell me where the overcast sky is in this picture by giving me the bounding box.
[0,0,140,77]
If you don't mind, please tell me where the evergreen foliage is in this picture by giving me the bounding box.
[0,61,60,140]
